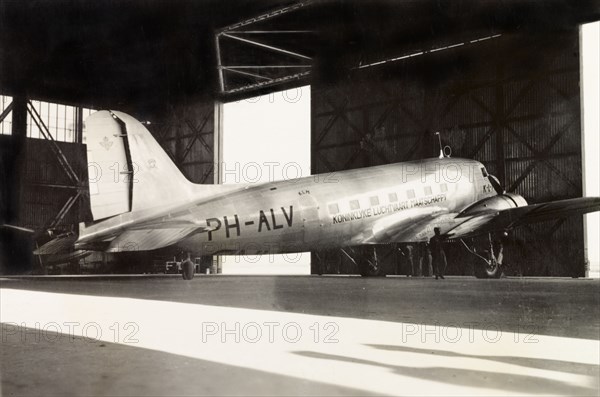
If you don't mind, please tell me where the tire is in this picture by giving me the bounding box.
[474,256,502,279]
[181,259,195,280]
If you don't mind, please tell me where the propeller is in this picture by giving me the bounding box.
[488,174,505,195]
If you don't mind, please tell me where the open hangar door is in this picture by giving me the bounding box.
[217,86,311,274]
[310,30,588,277]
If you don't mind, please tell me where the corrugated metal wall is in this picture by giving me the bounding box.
[0,135,90,231]
[311,31,583,276]
[148,100,215,184]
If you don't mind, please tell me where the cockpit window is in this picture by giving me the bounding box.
[481,167,489,177]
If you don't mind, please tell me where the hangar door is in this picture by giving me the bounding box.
[220,86,311,274]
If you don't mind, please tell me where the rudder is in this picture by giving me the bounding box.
[85,110,196,220]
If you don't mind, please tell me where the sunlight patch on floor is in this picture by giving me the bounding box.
[1,288,598,396]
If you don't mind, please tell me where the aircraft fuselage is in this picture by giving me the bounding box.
[173,158,495,255]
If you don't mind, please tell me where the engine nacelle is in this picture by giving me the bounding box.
[458,193,528,217]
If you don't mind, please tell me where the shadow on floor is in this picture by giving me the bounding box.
[292,349,598,396]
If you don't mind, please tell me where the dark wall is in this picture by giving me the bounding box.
[0,135,90,231]
[311,30,584,276]
[144,99,215,184]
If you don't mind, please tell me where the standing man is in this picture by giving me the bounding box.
[419,242,433,277]
[404,244,415,277]
[396,244,415,277]
[430,227,447,280]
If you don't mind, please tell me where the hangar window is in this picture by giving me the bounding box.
[406,189,415,199]
[388,192,398,202]
[370,196,379,206]
[80,107,96,144]
[0,95,12,135]
[27,100,77,141]
[424,186,433,196]
[350,200,360,210]
[440,183,448,193]
[26,100,95,143]
[328,203,339,214]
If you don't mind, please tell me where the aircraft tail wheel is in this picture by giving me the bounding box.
[182,259,195,280]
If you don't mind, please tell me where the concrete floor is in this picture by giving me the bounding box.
[1,275,599,396]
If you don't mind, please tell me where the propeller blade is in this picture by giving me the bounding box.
[488,174,505,195]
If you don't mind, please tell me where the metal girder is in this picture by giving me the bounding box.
[223,65,311,69]
[0,101,13,123]
[200,164,215,184]
[315,151,337,173]
[217,1,314,34]
[314,88,438,171]
[506,117,579,193]
[215,1,314,95]
[43,191,82,231]
[221,33,311,61]
[315,95,395,170]
[27,101,80,185]
[181,115,212,162]
[159,131,212,141]
[26,182,86,191]
[222,67,272,81]
[222,71,311,95]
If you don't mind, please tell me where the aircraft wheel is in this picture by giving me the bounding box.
[181,259,195,280]
[474,256,502,279]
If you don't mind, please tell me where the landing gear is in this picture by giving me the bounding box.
[461,234,503,279]
[181,252,195,280]
[342,246,383,277]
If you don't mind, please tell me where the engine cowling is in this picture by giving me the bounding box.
[458,193,528,217]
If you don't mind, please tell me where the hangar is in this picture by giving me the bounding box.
[1,0,599,277]
[1,1,599,396]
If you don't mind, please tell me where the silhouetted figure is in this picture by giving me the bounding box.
[429,228,447,280]
[404,244,415,277]
[418,242,433,277]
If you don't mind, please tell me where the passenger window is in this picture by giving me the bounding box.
[350,200,360,210]
[481,167,488,177]
[407,189,415,199]
[424,186,432,196]
[388,192,398,202]
[328,203,339,214]
[440,183,448,193]
[370,196,379,206]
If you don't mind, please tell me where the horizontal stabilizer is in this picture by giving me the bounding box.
[34,233,78,255]
[1,224,35,233]
[106,228,200,252]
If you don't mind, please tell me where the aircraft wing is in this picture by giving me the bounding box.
[356,197,600,244]
[354,206,452,244]
[445,197,600,239]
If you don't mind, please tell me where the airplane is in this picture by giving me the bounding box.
[36,110,600,280]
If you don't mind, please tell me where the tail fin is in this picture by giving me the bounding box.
[85,110,199,220]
